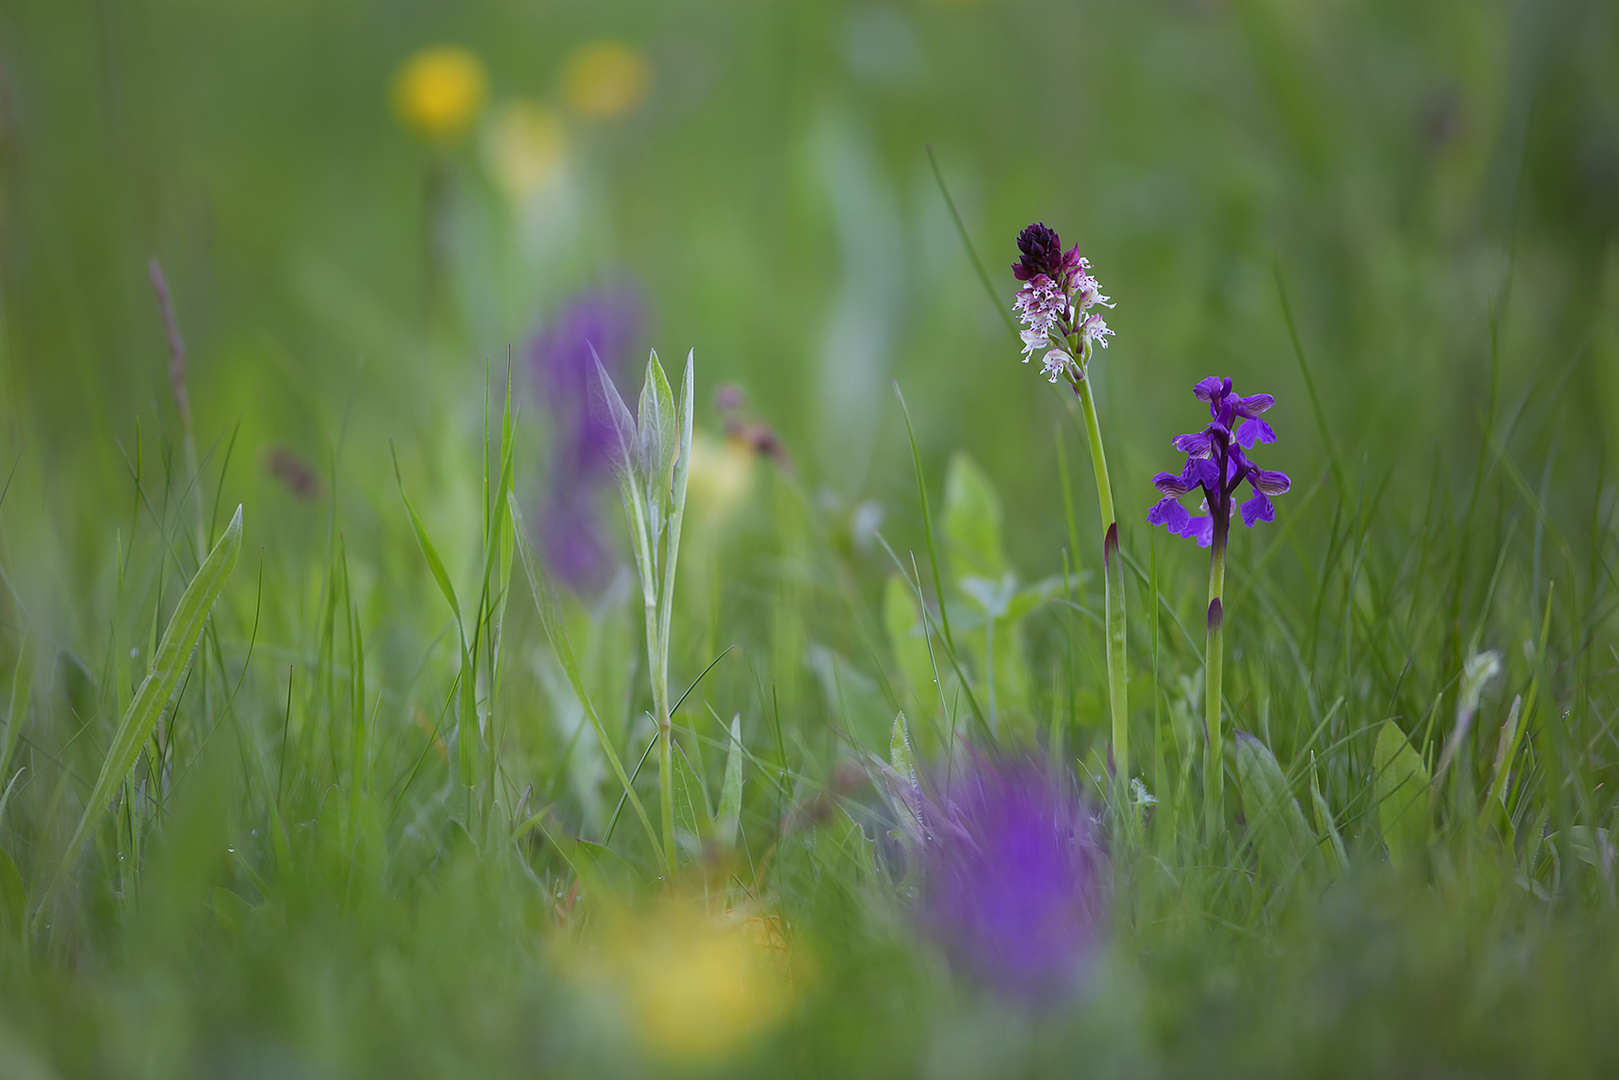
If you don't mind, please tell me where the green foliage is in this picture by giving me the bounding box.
[1374,720,1433,866]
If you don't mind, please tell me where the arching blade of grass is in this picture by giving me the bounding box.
[0,629,34,784]
[508,493,662,869]
[40,505,243,929]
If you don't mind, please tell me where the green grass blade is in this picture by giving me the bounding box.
[390,440,461,627]
[44,505,243,925]
[925,144,1018,341]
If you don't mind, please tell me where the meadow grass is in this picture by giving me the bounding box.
[1,2,1617,1077]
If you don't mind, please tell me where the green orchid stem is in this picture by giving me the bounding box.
[1205,532,1227,842]
[1067,338,1129,791]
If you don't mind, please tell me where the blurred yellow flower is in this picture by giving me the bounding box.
[687,431,756,524]
[487,100,567,200]
[562,40,650,118]
[580,899,792,1067]
[393,45,487,142]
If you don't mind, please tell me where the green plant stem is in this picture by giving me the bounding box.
[645,598,677,875]
[1205,534,1227,841]
[1068,343,1128,785]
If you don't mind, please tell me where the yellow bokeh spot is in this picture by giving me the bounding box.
[687,432,756,524]
[393,45,487,142]
[488,100,567,200]
[579,899,792,1067]
[562,40,650,118]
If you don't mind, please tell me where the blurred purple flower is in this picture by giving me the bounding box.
[1146,376,1291,549]
[920,756,1109,999]
[528,283,644,590]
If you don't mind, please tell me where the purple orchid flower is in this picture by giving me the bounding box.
[527,283,645,591]
[920,755,1109,999]
[1146,376,1291,550]
[1010,222,1114,384]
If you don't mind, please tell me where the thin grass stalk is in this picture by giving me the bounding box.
[1065,337,1129,787]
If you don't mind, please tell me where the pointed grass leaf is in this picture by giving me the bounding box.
[509,493,661,863]
[1236,731,1319,885]
[390,444,461,626]
[1309,751,1349,874]
[717,715,744,850]
[944,451,1006,581]
[1374,720,1431,865]
[49,506,243,915]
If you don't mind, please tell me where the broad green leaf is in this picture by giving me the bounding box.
[637,349,678,500]
[50,506,243,911]
[943,451,1005,581]
[1236,731,1319,885]
[882,574,935,708]
[1374,719,1431,864]
[509,494,660,861]
[716,715,744,850]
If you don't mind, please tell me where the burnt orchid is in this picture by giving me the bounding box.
[1146,377,1291,836]
[1011,222,1131,794]
[1012,222,1114,384]
[920,755,1108,999]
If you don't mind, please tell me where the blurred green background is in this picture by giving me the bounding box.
[4,0,1615,587]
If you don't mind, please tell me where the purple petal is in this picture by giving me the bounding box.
[1181,514,1214,548]
[1236,393,1275,417]
[1147,496,1192,533]
[1193,377,1225,402]
[1172,431,1212,456]
[1184,457,1221,489]
[1153,471,1193,497]
[1241,490,1275,527]
[1249,467,1292,496]
[1236,417,1276,448]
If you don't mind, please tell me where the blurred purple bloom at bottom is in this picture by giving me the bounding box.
[920,756,1109,999]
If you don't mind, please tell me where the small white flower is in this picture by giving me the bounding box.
[1041,348,1075,383]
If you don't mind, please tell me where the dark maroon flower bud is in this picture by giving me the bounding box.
[1013,222,1066,282]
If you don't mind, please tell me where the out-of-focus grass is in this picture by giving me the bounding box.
[0,1,1617,1077]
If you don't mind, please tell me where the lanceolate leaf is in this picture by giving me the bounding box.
[49,506,243,912]
[1374,720,1431,865]
[1236,731,1319,886]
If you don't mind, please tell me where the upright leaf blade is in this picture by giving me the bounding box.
[1374,720,1431,865]
[0,630,34,783]
[49,506,244,912]
[717,714,744,850]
